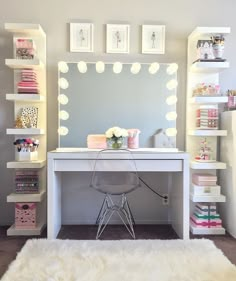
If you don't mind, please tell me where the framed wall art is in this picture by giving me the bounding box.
[142,25,165,54]
[106,24,130,54]
[70,23,94,52]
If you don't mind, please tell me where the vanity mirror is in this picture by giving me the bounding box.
[58,62,178,148]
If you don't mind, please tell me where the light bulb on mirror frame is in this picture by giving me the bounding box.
[165,111,177,121]
[148,62,160,74]
[166,63,178,75]
[77,61,87,73]
[58,94,69,105]
[58,61,69,73]
[58,77,69,89]
[96,61,105,73]
[113,62,123,74]
[166,128,177,136]
[166,95,178,105]
[166,79,178,90]
[130,63,141,74]
[58,126,69,136]
[59,110,69,120]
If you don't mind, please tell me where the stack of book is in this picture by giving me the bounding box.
[17,69,40,94]
[191,203,222,229]
[15,170,39,194]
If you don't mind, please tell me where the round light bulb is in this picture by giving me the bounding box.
[166,128,177,136]
[77,61,87,73]
[58,61,69,73]
[58,78,69,89]
[166,63,178,75]
[130,63,141,74]
[165,111,177,121]
[148,62,160,74]
[166,79,178,90]
[58,94,69,105]
[58,126,69,136]
[96,61,105,73]
[166,95,178,105]
[59,110,69,120]
[113,62,123,74]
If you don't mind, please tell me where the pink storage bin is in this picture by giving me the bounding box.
[15,203,36,229]
[127,129,141,149]
[192,173,217,186]
[87,134,107,149]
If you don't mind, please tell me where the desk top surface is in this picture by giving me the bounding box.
[48,148,189,160]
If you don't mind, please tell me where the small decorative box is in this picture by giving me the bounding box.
[87,134,107,149]
[190,215,222,227]
[16,151,38,161]
[191,184,221,196]
[192,173,217,186]
[15,203,36,229]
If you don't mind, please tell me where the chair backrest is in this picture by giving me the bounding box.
[90,149,141,195]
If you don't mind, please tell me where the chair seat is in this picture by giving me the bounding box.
[94,183,138,195]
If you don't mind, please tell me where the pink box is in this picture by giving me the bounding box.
[15,203,36,229]
[190,215,222,227]
[87,134,107,149]
[192,173,217,186]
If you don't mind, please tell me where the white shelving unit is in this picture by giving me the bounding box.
[5,23,47,236]
[186,26,230,235]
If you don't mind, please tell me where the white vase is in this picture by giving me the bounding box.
[213,44,224,59]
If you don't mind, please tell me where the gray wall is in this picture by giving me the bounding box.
[0,0,236,225]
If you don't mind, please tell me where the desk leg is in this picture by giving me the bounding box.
[170,159,189,239]
[47,159,62,239]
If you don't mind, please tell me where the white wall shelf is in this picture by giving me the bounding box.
[189,27,231,39]
[189,96,228,104]
[7,190,46,203]
[190,161,226,169]
[188,130,227,136]
[5,23,45,37]
[7,160,46,169]
[186,26,230,236]
[190,222,225,235]
[5,58,43,69]
[6,94,45,102]
[6,128,45,135]
[190,61,230,73]
[7,221,45,236]
[190,193,226,202]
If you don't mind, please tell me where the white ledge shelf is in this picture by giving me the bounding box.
[189,27,231,39]
[190,61,230,73]
[5,58,44,69]
[189,96,228,104]
[190,222,225,235]
[190,193,226,202]
[190,161,226,169]
[7,160,46,169]
[7,190,46,203]
[6,128,44,135]
[5,23,45,37]
[7,221,45,236]
[188,130,227,136]
[6,94,45,102]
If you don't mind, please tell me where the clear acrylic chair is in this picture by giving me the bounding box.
[90,149,141,239]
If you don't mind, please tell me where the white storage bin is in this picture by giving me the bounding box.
[191,184,221,196]
[16,151,38,161]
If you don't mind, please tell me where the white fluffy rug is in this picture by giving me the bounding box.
[2,239,236,281]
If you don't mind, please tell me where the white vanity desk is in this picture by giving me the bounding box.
[47,148,189,239]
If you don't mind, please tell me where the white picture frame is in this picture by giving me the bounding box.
[142,25,165,54]
[70,23,94,52]
[106,24,130,54]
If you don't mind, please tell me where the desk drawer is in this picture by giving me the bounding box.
[54,159,182,172]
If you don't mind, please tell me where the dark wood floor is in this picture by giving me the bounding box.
[0,225,236,279]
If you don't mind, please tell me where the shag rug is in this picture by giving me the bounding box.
[2,239,236,281]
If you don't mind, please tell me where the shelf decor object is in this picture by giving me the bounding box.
[5,23,47,236]
[186,26,230,235]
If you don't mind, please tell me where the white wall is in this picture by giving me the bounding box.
[0,0,236,224]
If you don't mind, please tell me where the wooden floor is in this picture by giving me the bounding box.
[0,225,236,278]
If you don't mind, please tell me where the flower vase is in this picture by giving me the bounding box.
[108,138,123,149]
